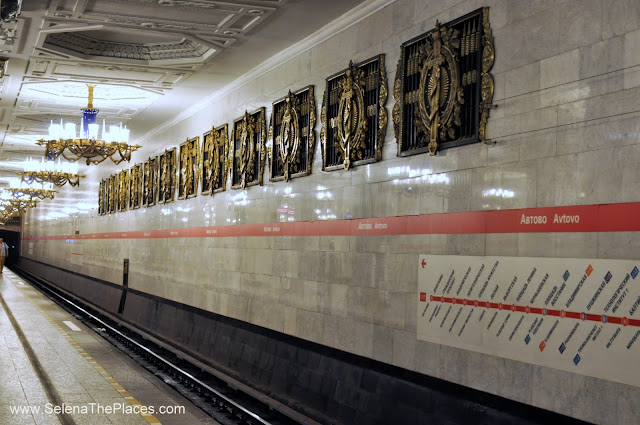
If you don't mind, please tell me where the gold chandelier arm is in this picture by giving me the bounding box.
[39,139,67,160]
[61,150,84,162]
[87,156,109,165]
[113,143,140,165]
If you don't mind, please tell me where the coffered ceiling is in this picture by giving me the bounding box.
[0,0,366,219]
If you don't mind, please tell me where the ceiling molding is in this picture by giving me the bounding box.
[23,59,191,91]
[135,0,396,147]
[43,32,212,62]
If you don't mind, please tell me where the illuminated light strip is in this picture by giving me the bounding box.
[22,201,640,241]
[427,294,638,327]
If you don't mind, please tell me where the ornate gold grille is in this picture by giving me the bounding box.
[393,8,494,156]
[269,86,316,182]
[98,179,106,215]
[231,108,266,190]
[321,54,387,170]
[202,124,228,195]
[143,156,158,207]
[129,163,143,209]
[178,137,200,200]
[117,169,129,212]
[108,174,117,213]
[158,148,177,203]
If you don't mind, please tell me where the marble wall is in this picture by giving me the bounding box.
[22,1,640,424]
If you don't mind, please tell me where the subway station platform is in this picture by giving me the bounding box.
[0,269,218,425]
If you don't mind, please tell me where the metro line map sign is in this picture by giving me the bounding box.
[418,255,640,387]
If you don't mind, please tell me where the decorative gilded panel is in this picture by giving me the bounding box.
[98,179,106,215]
[321,55,387,171]
[269,86,316,182]
[231,108,266,190]
[108,175,117,214]
[158,148,177,204]
[201,124,228,195]
[393,8,494,156]
[129,163,143,209]
[143,157,157,207]
[117,169,129,212]
[178,137,200,200]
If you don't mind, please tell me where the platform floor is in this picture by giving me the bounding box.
[0,269,219,425]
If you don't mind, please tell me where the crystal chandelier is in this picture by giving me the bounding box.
[5,187,57,200]
[0,203,20,222]
[7,198,38,211]
[16,157,85,187]
[36,84,141,165]
[1,178,57,201]
[0,198,38,222]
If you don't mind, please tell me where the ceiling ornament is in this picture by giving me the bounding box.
[132,0,220,10]
[1,0,22,22]
[36,84,141,165]
[0,20,19,55]
[44,32,210,61]
[87,14,225,34]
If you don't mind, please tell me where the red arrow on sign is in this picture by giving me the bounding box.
[421,259,426,268]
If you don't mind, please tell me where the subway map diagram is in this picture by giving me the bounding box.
[418,255,640,387]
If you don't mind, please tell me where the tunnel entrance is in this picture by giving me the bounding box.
[0,227,21,267]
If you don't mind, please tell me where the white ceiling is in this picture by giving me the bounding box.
[0,0,367,204]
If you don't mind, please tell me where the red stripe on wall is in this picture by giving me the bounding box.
[23,202,640,241]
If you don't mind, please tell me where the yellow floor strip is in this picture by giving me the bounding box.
[10,278,163,425]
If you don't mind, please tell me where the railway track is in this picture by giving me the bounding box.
[11,265,321,425]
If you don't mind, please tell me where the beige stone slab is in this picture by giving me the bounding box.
[602,0,640,39]
[505,61,540,98]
